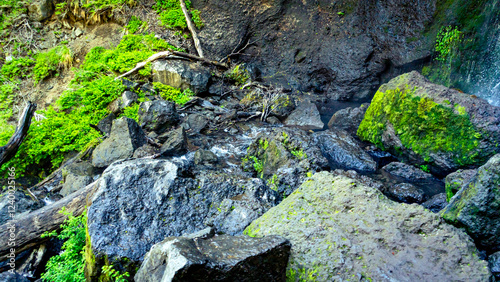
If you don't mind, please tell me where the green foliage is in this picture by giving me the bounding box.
[1,57,34,80]
[120,103,140,122]
[102,265,130,282]
[226,64,250,86]
[155,0,203,30]
[0,0,26,39]
[259,139,269,150]
[291,148,307,159]
[41,208,87,282]
[153,82,194,105]
[420,164,430,173]
[33,45,72,84]
[125,15,147,34]
[435,26,462,63]
[357,87,482,166]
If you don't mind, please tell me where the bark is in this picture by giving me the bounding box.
[0,102,36,166]
[0,181,98,262]
[179,0,204,58]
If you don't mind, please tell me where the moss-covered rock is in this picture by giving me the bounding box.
[445,169,477,202]
[441,154,500,252]
[245,172,491,281]
[358,71,500,176]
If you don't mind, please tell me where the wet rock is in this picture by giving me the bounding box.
[266,116,281,125]
[422,193,448,213]
[132,144,158,158]
[358,71,500,176]
[382,162,436,183]
[87,159,253,278]
[186,113,209,134]
[97,113,115,135]
[120,78,139,91]
[445,169,476,201]
[489,252,500,280]
[135,233,290,282]
[152,60,211,94]
[0,190,43,223]
[138,100,179,134]
[60,161,94,197]
[194,149,218,166]
[160,127,188,156]
[284,101,324,130]
[91,117,147,168]
[313,128,377,173]
[211,178,279,235]
[245,172,491,281]
[0,271,30,282]
[328,104,368,135]
[121,91,138,108]
[28,0,54,21]
[387,183,426,204]
[330,169,386,192]
[441,154,500,252]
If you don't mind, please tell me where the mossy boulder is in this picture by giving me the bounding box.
[244,172,491,281]
[445,169,477,202]
[441,154,500,252]
[358,71,500,176]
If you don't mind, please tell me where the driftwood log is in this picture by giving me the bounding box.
[179,0,204,58]
[0,102,36,166]
[0,181,98,262]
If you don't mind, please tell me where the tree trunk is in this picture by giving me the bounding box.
[179,0,204,58]
[0,102,37,166]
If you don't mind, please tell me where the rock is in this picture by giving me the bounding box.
[194,149,218,165]
[489,252,500,280]
[445,169,477,202]
[121,91,138,108]
[266,116,281,125]
[91,117,147,168]
[135,233,290,282]
[186,113,208,134]
[441,154,500,252]
[152,60,211,94]
[86,159,255,278]
[0,190,43,223]
[387,183,426,204]
[328,104,369,135]
[120,78,139,91]
[138,100,179,134]
[312,128,377,173]
[284,101,324,130]
[27,0,54,21]
[382,162,436,183]
[358,71,500,176]
[160,127,188,156]
[60,161,94,197]
[0,271,30,282]
[75,27,83,37]
[422,193,448,213]
[132,144,158,158]
[245,172,491,281]
[330,169,386,192]
[97,113,115,135]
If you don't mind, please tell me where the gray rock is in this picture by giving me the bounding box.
[382,162,436,183]
[60,174,93,197]
[445,169,477,202]
[313,128,377,173]
[75,27,83,37]
[489,252,500,280]
[135,234,290,282]
[0,271,30,282]
[387,183,426,204]
[121,91,138,108]
[441,154,500,252]
[245,172,491,281]
[27,0,54,21]
[284,101,324,130]
[97,113,115,135]
[152,60,211,94]
[266,116,281,125]
[422,193,448,213]
[132,144,158,158]
[0,190,43,223]
[92,117,147,168]
[160,127,188,156]
[86,159,255,278]
[328,104,368,135]
[138,100,179,133]
[186,113,208,134]
[194,149,218,165]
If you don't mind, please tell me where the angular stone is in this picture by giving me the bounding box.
[489,251,500,280]
[284,101,324,130]
[422,193,448,213]
[138,100,179,133]
[152,60,211,94]
[387,183,426,204]
[186,113,208,134]
[328,104,368,135]
[28,0,54,21]
[382,162,436,183]
[160,127,188,157]
[445,169,477,201]
[194,149,218,165]
[97,113,115,135]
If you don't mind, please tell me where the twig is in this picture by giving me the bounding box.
[221,39,257,63]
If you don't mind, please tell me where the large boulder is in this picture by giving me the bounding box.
[245,172,491,281]
[152,60,211,94]
[313,128,377,173]
[327,104,369,135]
[489,251,500,280]
[284,101,324,130]
[86,158,273,279]
[91,117,147,168]
[358,71,500,176]
[138,100,180,134]
[28,0,54,21]
[135,231,290,282]
[441,154,500,252]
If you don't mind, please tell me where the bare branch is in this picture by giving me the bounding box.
[179,0,204,58]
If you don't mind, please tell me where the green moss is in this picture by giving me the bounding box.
[226,64,250,86]
[125,15,147,34]
[153,82,194,105]
[357,86,482,166]
[33,45,72,84]
[441,181,478,223]
[154,0,203,30]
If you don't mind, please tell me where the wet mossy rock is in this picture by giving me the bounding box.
[358,71,500,176]
[244,172,492,281]
[441,154,500,253]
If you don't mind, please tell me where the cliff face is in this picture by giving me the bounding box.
[194,0,436,100]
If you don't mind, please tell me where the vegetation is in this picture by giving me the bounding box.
[0,0,26,40]
[153,82,194,105]
[154,0,203,30]
[226,64,250,86]
[33,45,73,84]
[357,86,482,166]
[125,16,148,34]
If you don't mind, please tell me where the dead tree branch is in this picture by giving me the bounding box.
[179,0,204,58]
[0,102,36,166]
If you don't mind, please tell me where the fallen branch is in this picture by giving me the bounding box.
[172,51,228,68]
[0,181,98,262]
[179,0,203,58]
[0,102,36,166]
